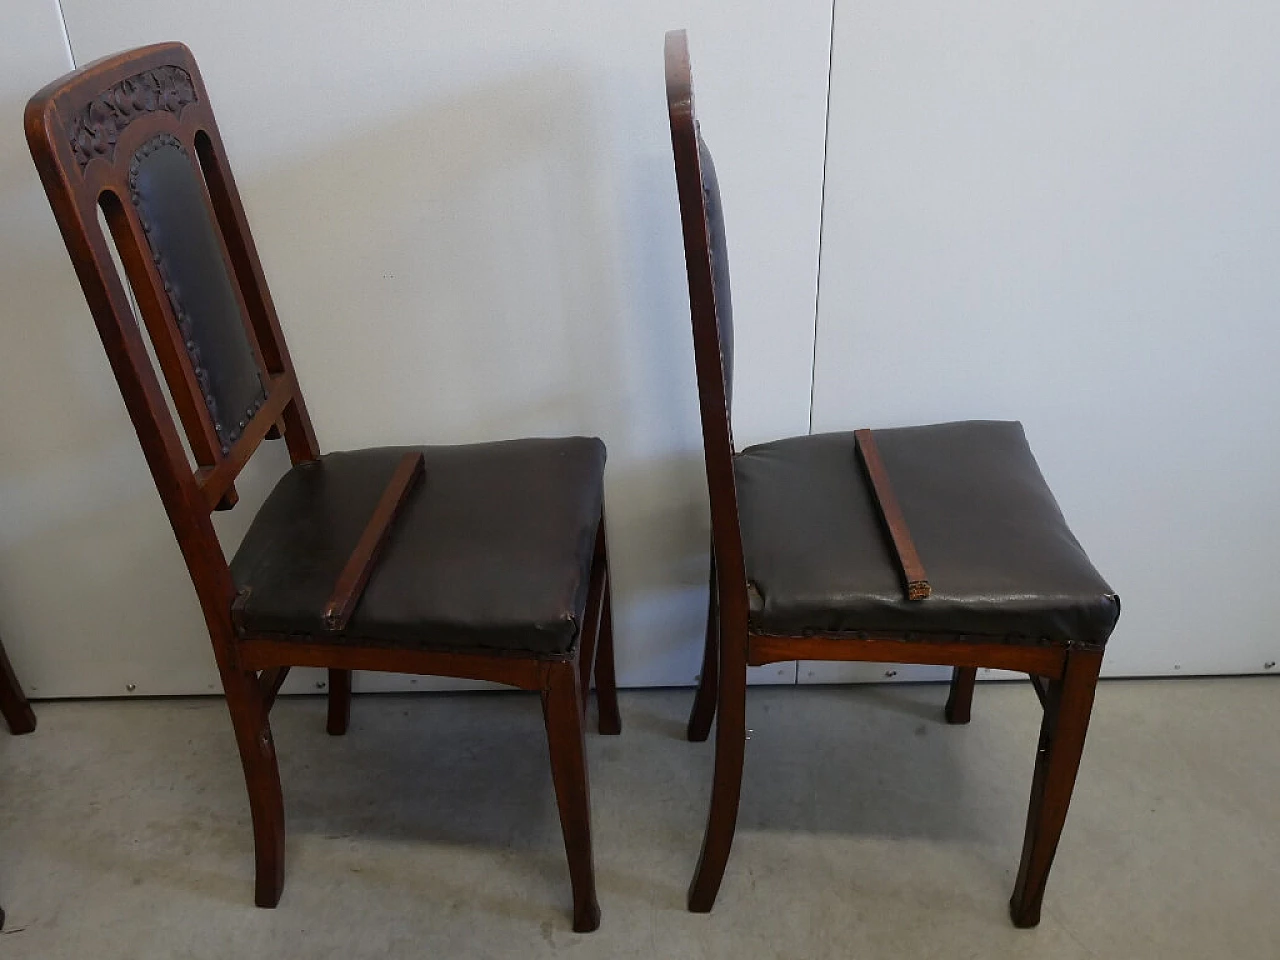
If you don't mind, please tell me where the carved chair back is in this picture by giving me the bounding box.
[25,43,319,629]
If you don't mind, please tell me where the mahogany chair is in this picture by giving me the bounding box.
[26,43,619,933]
[0,633,37,931]
[665,30,1120,927]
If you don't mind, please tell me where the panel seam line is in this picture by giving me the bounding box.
[54,0,78,67]
[809,0,837,436]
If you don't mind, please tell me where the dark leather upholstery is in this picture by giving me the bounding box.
[130,135,266,452]
[734,421,1120,646]
[697,134,733,409]
[230,437,606,655]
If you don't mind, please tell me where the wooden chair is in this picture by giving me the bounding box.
[0,633,37,931]
[26,43,620,933]
[665,30,1120,927]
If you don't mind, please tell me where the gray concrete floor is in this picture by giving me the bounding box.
[0,678,1276,959]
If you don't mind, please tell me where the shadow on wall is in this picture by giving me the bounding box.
[0,63,715,693]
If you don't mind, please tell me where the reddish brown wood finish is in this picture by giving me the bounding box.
[258,665,290,711]
[25,44,617,930]
[541,659,601,933]
[944,666,978,725]
[0,636,36,737]
[322,452,425,631]
[667,28,1105,926]
[749,634,1068,675]
[594,581,622,737]
[1028,672,1051,709]
[1010,649,1103,927]
[855,428,930,600]
[576,519,623,736]
[686,549,718,742]
[196,372,299,511]
[326,669,351,736]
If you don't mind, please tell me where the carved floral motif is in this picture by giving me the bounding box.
[68,66,197,170]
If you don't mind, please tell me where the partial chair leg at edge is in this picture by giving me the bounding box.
[1009,648,1104,928]
[686,554,718,742]
[944,665,977,725]
[541,660,601,933]
[0,641,34,932]
[0,640,36,736]
[327,669,351,736]
[223,668,287,908]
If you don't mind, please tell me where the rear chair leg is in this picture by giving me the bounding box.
[594,575,621,736]
[327,669,351,735]
[686,553,718,742]
[541,661,601,932]
[578,603,599,726]
[687,610,746,912]
[223,669,287,907]
[944,666,977,725]
[1010,649,1103,927]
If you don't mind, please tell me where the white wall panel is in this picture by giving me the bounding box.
[1,3,830,694]
[808,1,1280,681]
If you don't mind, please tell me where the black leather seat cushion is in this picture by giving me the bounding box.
[231,437,606,655]
[734,421,1119,646]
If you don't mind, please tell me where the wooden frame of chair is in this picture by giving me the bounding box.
[26,43,619,932]
[665,29,1106,928]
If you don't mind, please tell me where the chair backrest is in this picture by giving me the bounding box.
[665,30,748,612]
[25,43,319,629]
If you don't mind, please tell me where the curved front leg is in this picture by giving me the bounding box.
[542,660,601,932]
[1010,649,1103,927]
[687,602,746,912]
[223,668,286,907]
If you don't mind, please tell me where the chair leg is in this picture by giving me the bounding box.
[944,665,977,725]
[223,669,287,907]
[1009,648,1103,928]
[326,669,351,736]
[594,577,621,736]
[687,553,718,742]
[541,660,601,933]
[687,612,746,912]
[578,607,599,726]
[0,638,36,736]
